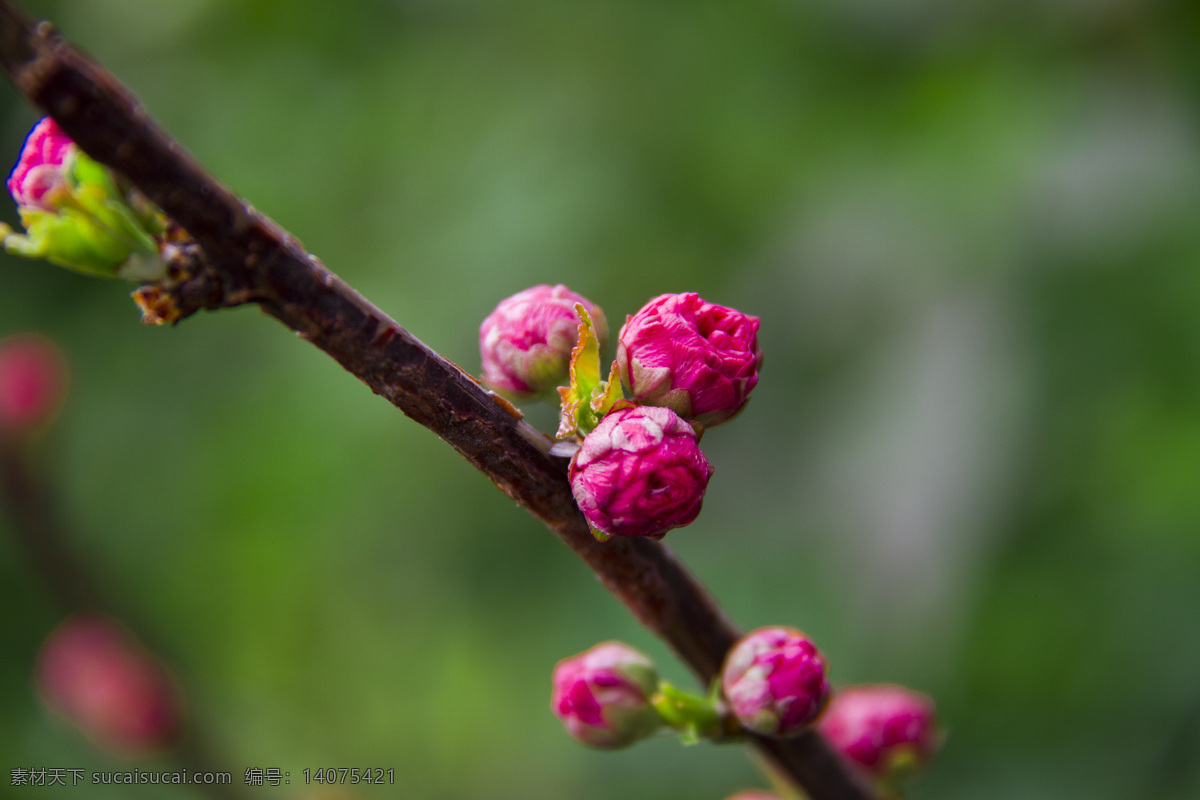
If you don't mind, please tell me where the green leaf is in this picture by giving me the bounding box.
[556,304,626,440]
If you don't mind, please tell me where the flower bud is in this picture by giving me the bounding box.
[818,685,939,781]
[569,404,713,540]
[721,626,830,738]
[616,292,762,428]
[551,641,662,749]
[2,117,164,280]
[480,284,608,400]
[36,615,183,756]
[0,334,68,432]
[7,117,75,212]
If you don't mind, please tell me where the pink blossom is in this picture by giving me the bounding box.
[616,292,762,428]
[0,334,68,431]
[7,117,75,212]
[818,685,939,779]
[551,641,661,749]
[721,626,830,738]
[479,284,608,399]
[36,615,183,755]
[725,793,781,800]
[569,404,713,539]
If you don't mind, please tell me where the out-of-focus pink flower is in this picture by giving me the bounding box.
[569,404,713,539]
[551,641,661,749]
[721,626,830,738]
[0,334,68,432]
[725,793,781,800]
[818,685,939,780]
[36,615,183,756]
[616,292,761,428]
[479,284,608,399]
[7,117,75,212]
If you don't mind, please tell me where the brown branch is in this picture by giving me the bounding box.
[0,4,879,798]
[0,441,108,613]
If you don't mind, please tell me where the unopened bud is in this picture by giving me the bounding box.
[617,292,761,428]
[36,615,183,755]
[569,404,713,540]
[721,626,830,738]
[0,334,68,432]
[480,284,608,400]
[818,684,939,782]
[551,641,662,749]
[2,117,164,280]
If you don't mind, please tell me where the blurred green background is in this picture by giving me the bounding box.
[2,0,1199,798]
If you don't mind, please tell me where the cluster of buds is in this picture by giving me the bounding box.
[479,286,760,540]
[0,118,944,792]
[717,627,941,788]
[550,627,831,750]
[550,630,940,792]
[2,117,165,281]
[36,615,183,756]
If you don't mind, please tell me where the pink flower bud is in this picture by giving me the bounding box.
[569,404,713,539]
[4,118,164,279]
[480,284,608,399]
[551,641,662,749]
[721,626,830,738]
[7,117,75,212]
[36,615,183,756]
[818,685,939,780]
[0,334,69,432]
[616,292,762,428]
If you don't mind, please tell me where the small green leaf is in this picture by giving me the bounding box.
[556,304,626,440]
[590,359,626,418]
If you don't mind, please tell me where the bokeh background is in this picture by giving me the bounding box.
[2,0,1199,798]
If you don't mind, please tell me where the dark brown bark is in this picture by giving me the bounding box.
[0,4,879,798]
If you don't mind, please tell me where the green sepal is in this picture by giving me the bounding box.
[69,152,161,257]
[651,681,726,746]
[74,152,165,237]
[4,208,130,277]
[556,304,626,439]
[587,522,612,543]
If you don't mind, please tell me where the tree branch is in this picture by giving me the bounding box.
[0,4,879,798]
[0,441,108,614]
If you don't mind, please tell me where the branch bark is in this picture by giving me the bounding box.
[0,441,107,613]
[0,4,879,798]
